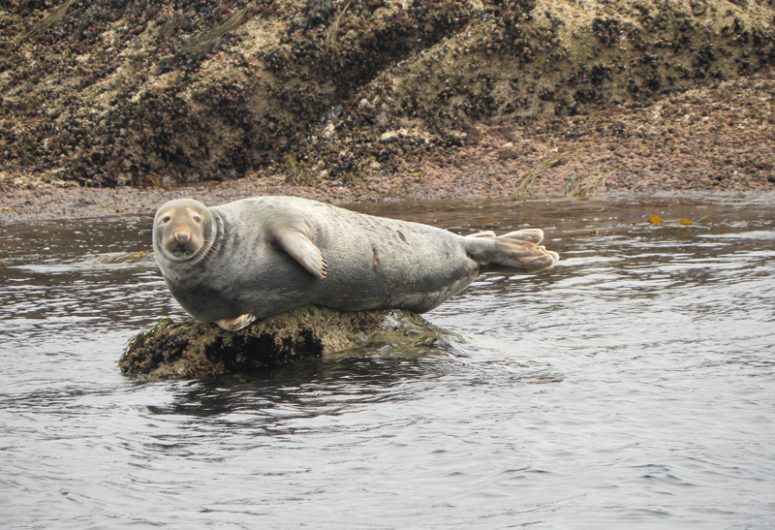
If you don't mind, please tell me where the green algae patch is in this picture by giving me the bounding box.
[119,306,447,381]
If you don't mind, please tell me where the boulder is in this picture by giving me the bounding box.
[119,306,449,380]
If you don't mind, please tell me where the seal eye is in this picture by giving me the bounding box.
[161,215,171,224]
[192,215,202,224]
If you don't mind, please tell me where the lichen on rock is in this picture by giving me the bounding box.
[119,306,449,381]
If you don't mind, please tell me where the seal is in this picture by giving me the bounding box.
[152,196,559,331]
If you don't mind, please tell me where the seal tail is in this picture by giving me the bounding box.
[463,228,559,272]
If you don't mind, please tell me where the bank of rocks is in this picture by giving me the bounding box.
[1,0,773,189]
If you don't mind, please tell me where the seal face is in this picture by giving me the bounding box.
[152,196,559,331]
[153,199,217,265]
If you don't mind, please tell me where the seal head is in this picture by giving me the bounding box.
[154,198,248,331]
[153,198,217,265]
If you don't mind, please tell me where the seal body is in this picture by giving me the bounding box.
[153,196,558,330]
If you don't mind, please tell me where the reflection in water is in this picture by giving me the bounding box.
[0,196,774,528]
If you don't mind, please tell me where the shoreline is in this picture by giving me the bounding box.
[3,70,772,224]
[1,173,773,225]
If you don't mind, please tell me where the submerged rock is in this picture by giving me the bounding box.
[95,251,147,264]
[119,306,448,381]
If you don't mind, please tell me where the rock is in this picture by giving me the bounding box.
[379,130,401,143]
[95,251,147,264]
[379,128,433,144]
[119,306,449,381]
[2,0,773,187]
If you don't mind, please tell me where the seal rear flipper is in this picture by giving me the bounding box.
[274,230,328,279]
[464,229,559,272]
[468,230,497,238]
[499,228,545,244]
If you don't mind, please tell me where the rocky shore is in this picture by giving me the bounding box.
[1,66,773,224]
[1,1,773,224]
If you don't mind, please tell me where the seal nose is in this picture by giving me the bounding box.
[175,232,190,246]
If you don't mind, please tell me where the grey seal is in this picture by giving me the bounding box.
[152,196,559,331]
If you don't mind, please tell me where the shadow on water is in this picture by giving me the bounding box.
[1,194,774,528]
[148,353,448,418]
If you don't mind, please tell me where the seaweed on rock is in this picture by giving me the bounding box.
[119,306,448,380]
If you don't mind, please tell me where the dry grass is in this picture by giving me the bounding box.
[19,0,77,42]
[283,153,319,186]
[325,1,351,53]
[184,7,253,55]
[512,151,577,200]
[564,168,615,199]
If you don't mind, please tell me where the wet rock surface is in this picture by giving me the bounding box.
[1,0,773,192]
[119,306,448,380]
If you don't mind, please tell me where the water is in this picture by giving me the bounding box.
[1,195,774,529]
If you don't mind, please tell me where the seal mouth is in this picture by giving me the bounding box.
[163,237,199,260]
[171,243,195,258]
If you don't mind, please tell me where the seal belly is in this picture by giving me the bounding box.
[220,247,319,320]
[165,277,242,323]
[312,214,480,313]
[215,196,481,317]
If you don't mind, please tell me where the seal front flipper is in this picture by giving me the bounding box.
[216,313,256,332]
[274,230,328,279]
